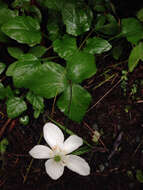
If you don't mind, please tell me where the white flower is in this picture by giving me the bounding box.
[29,122,90,180]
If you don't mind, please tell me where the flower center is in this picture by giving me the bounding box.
[54,155,61,162]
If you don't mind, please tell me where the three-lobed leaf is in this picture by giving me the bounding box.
[57,83,92,122]
[67,51,97,83]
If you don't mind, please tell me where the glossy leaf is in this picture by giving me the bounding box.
[0,62,6,74]
[28,45,47,58]
[121,18,143,44]
[67,51,97,83]
[62,3,93,36]
[57,84,92,122]
[37,0,64,10]
[84,37,112,55]
[53,34,77,60]
[0,8,16,42]
[128,42,143,72]
[0,83,5,100]
[12,54,41,87]
[29,62,68,99]
[6,97,27,118]
[2,16,41,46]
[26,91,44,110]
[7,47,24,59]
[6,62,18,77]
[0,8,16,26]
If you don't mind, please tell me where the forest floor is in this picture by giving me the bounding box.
[1,53,143,190]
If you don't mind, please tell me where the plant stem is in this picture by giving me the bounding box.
[47,116,93,148]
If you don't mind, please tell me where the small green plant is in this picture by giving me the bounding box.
[0,0,143,124]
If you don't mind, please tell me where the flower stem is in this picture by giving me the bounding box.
[47,116,93,148]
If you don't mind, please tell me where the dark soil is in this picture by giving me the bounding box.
[1,56,143,190]
[1,1,143,190]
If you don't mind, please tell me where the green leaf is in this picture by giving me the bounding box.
[46,10,62,41]
[137,8,143,22]
[29,62,68,99]
[0,8,16,26]
[28,45,47,58]
[67,51,97,83]
[57,84,92,122]
[12,0,30,8]
[6,97,27,118]
[12,54,41,87]
[7,47,24,59]
[19,115,29,126]
[136,170,143,183]
[95,14,119,36]
[5,86,14,98]
[84,37,112,55]
[112,44,123,60]
[53,34,77,60]
[0,138,8,154]
[0,62,6,74]
[0,30,10,42]
[26,91,44,110]
[121,18,143,44]
[37,0,64,10]
[0,83,5,100]
[1,16,41,46]
[6,62,18,76]
[62,3,93,36]
[34,109,41,119]
[0,8,16,42]
[24,5,42,23]
[47,22,61,41]
[128,42,143,72]
[72,146,91,155]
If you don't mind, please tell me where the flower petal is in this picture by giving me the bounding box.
[43,122,64,148]
[45,159,64,180]
[63,135,83,154]
[29,145,53,159]
[65,155,90,176]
